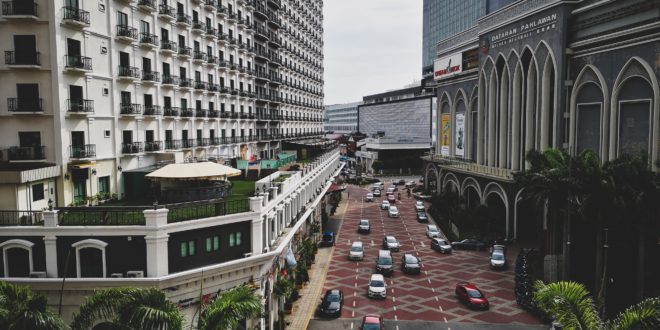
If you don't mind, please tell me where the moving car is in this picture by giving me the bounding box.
[405,181,416,188]
[398,179,406,185]
[380,200,390,210]
[382,235,400,252]
[388,206,399,218]
[318,289,344,318]
[416,212,429,223]
[365,193,374,202]
[375,250,393,276]
[401,253,421,274]
[368,274,387,299]
[490,252,507,269]
[320,231,335,247]
[372,189,381,197]
[358,219,371,234]
[455,283,489,310]
[426,225,440,238]
[415,201,425,212]
[431,238,453,253]
[372,183,382,191]
[349,241,364,261]
[386,187,396,195]
[387,194,396,204]
[359,314,385,330]
[451,239,486,251]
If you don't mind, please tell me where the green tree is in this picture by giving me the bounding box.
[371,160,383,173]
[197,285,262,330]
[0,281,66,330]
[533,280,660,330]
[70,288,183,330]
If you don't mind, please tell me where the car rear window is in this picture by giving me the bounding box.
[377,257,392,265]
[467,289,483,298]
[370,280,385,287]
[351,246,362,252]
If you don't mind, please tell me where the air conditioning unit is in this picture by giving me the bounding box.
[110,273,124,278]
[126,271,144,278]
[29,271,47,278]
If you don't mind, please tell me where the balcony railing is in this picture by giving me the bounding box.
[62,6,89,25]
[120,103,142,115]
[160,40,177,52]
[2,1,38,17]
[158,4,175,18]
[65,54,92,70]
[122,142,144,154]
[180,108,194,117]
[116,25,138,40]
[7,98,43,112]
[165,140,181,149]
[6,145,45,161]
[208,111,219,118]
[179,78,193,88]
[163,107,180,116]
[144,141,163,152]
[5,51,40,66]
[166,198,250,223]
[118,66,140,79]
[138,0,156,11]
[192,20,206,31]
[193,51,208,61]
[194,81,207,90]
[421,153,515,180]
[176,13,191,25]
[207,83,218,92]
[0,211,43,226]
[69,144,96,158]
[182,139,196,148]
[143,105,162,116]
[142,70,160,82]
[196,109,208,118]
[139,32,159,46]
[178,46,192,57]
[161,75,179,85]
[67,99,94,113]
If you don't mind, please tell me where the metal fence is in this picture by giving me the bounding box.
[0,211,43,226]
[167,198,250,224]
[57,207,147,226]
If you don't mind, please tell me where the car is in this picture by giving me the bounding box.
[416,212,429,223]
[380,200,390,210]
[490,244,507,255]
[451,239,486,251]
[318,289,344,318]
[365,193,374,202]
[431,238,453,253]
[398,179,406,185]
[387,194,396,204]
[372,189,381,197]
[388,206,399,218]
[349,241,364,261]
[320,231,335,247]
[455,283,489,310]
[368,274,388,299]
[358,219,371,234]
[490,252,507,269]
[401,253,421,274]
[360,314,385,330]
[372,183,383,191]
[405,180,416,188]
[426,225,440,238]
[415,201,425,212]
[375,250,393,276]
[382,235,400,252]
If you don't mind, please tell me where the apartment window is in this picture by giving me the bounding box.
[230,232,242,247]
[206,236,220,252]
[32,183,44,201]
[161,28,169,41]
[98,176,110,196]
[117,11,128,27]
[140,20,149,34]
[181,240,196,257]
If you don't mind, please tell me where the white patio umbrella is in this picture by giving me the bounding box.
[145,162,242,181]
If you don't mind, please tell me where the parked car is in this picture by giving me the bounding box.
[490,244,507,255]
[360,314,385,330]
[318,289,344,318]
[373,189,381,197]
[380,200,390,210]
[382,235,400,252]
[388,206,399,218]
[387,194,396,204]
[416,212,429,223]
[401,253,421,274]
[455,283,489,310]
[431,238,452,253]
[358,219,371,234]
[375,250,393,276]
[320,231,335,247]
[490,252,507,269]
[426,225,440,238]
[349,241,364,261]
[398,179,406,185]
[451,239,486,251]
[368,274,387,299]
[415,201,425,212]
[365,193,374,202]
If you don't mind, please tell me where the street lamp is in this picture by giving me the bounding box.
[47,198,53,211]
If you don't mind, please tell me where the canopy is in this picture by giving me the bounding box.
[145,162,242,181]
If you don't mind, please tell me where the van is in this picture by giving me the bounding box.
[375,250,393,276]
[349,241,363,261]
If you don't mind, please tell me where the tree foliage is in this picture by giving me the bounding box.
[197,285,261,330]
[0,281,66,330]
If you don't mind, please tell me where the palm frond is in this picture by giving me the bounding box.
[198,285,261,330]
[607,297,660,330]
[70,288,133,330]
[533,280,603,330]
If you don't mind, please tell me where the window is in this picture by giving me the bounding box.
[181,240,196,257]
[213,236,219,250]
[32,183,44,201]
[180,242,187,257]
[230,232,242,247]
[206,236,220,252]
[188,240,196,256]
[98,176,110,196]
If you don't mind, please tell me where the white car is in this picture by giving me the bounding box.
[388,206,399,218]
[405,181,416,188]
[368,273,387,299]
[365,193,374,202]
[490,252,507,269]
[386,187,396,195]
[349,241,364,261]
[431,238,452,253]
[426,225,440,238]
[415,201,425,212]
[380,200,390,210]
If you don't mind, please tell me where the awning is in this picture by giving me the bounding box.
[145,162,242,181]
[68,162,96,169]
[325,183,346,194]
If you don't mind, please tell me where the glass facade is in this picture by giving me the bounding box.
[324,102,362,133]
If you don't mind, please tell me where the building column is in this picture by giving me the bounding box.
[144,209,169,277]
[251,217,263,255]
[487,73,497,167]
[43,211,58,277]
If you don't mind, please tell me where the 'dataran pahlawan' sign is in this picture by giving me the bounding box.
[434,52,462,80]
[485,12,558,51]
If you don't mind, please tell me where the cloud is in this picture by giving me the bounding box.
[323,1,423,104]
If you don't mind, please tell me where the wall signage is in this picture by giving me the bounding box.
[440,113,451,156]
[485,12,558,52]
[434,52,463,80]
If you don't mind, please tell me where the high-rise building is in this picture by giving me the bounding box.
[0,0,324,210]
[324,101,361,134]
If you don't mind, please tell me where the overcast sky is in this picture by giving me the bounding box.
[322,1,423,105]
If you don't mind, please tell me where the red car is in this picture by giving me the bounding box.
[359,314,384,330]
[387,194,396,204]
[455,283,489,310]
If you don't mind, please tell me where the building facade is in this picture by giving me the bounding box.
[0,0,324,210]
[423,0,660,314]
[323,101,361,134]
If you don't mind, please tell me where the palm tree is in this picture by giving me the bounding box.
[533,280,660,330]
[197,284,262,330]
[70,287,183,330]
[0,281,67,330]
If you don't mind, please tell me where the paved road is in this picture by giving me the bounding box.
[311,183,544,328]
[309,319,548,330]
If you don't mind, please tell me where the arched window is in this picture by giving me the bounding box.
[72,239,108,278]
[0,239,34,277]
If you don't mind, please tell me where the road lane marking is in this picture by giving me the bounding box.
[432,287,435,292]
[421,241,425,247]
[352,310,355,317]
[444,317,448,323]
[439,305,443,312]
[395,315,398,321]
[350,322,354,329]
[353,301,355,307]
[428,278,432,284]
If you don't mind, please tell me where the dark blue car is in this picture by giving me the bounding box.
[321,231,335,247]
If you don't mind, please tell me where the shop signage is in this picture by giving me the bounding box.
[434,52,463,80]
[440,113,451,156]
[455,113,465,157]
[484,12,558,52]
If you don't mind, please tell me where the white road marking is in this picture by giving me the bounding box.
[440,305,444,312]
[393,296,396,302]
[354,282,357,288]
[352,310,355,317]
[435,296,439,301]
[353,301,355,307]
[432,287,435,292]
[428,278,432,284]
[396,326,400,330]
[444,317,448,323]
[354,291,357,297]
[350,322,354,329]
[395,315,398,321]
[421,241,425,247]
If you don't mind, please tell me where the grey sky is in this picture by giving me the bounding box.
[323,1,423,105]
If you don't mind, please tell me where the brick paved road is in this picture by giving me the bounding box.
[314,183,544,327]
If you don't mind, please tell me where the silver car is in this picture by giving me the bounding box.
[382,235,400,252]
[349,241,364,261]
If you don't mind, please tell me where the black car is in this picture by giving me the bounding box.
[320,231,335,247]
[451,239,486,251]
[416,212,428,223]
[318,289,344,318]
[358,219,371,234]
[401,254,421,274]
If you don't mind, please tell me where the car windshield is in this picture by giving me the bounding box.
[327,293,341,302]
[390,208,397,212]
[387,237,397,243]
[492,254,505,261]
[429,226,437,231]
[437,240,448,245]
[405,255,418,264]
[377,257,392,265]
[360,220,368,225]
[362,323,380,330]
[351,246,362,252]
[467,289,483,298]
[370,280,385,287]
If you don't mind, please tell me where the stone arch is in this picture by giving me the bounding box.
[0,239,34,277]
[73,239,108,278]
[461,177,482,209]
[610,57,660,167]
[535,41,558,150]
[469,85,479,161]
[453,88,468,158]
[424,163,440,193]
[570,65,609,161]
[487,65,499,167]
[441,172,460,194]
[460,177,482,199]
[477,69,488,165]
[499,63,511,168]
[511,62,524,170]
[482,182,511,238]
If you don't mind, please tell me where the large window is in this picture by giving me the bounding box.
[229,232,242,247]
[206,236,220,252]
[180,240,195,257]
[32,183,44,201]
[98,176,110,196]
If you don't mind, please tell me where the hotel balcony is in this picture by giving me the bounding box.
[1,1,38,19]
[67,99,94,114]
[122,142,144,154]
[160,40,177,54]
[180,108,194,117]
[116,25,138,42]
[137,0,156,12]
[4,51,40,68]
[7,98,43,113]
[118,66,140,81]
[421,153,515,181]
[165,139,181,150]
[143,105,162,116]
[62,6,89,27]
[64,55,92,72]
[139,32,159,47]
[161,75,180,87]
[142,70,160,83]
[176,13,191,26]
[120,103,142,115]
[5,145,46,161]
[163,107,180,117]
[69,144,96,159]
[158,4,175,20]
[144,141,163,152]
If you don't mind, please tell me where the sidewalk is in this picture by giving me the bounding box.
[287,191,350,330]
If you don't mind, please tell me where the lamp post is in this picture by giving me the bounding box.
[47,198,53,211]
